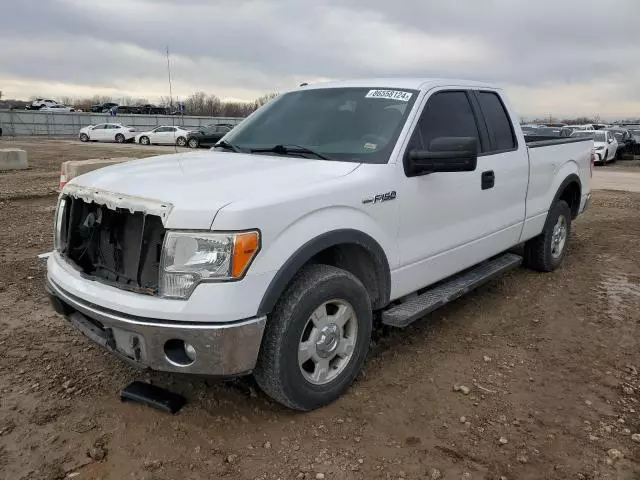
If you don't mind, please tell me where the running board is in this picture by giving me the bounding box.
[381,253,522,328]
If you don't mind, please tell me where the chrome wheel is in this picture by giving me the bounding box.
[551,215,567,259]
[298,300,358,385]
[176,136,186,147]
[188,138,199,148]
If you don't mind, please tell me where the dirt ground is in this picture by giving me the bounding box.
[1,139,639,480]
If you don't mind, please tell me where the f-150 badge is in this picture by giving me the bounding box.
[362,191,396,204]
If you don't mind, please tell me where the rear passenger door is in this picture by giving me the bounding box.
[106,124,120,141]
[393,89,528,298]
[472,90,529,244]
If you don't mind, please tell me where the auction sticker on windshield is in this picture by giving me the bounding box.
[365,90,413,102]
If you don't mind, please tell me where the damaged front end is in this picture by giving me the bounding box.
[55,186,173,295]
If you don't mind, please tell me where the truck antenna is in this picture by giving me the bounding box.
[166,46,178,152]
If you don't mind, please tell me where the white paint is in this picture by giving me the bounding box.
[48,78,592,324]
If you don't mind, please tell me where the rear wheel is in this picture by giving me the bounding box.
[254,264,372,411]
[188,138,199,148]
[524,200,572,272]
[115,133,125,143]
[176,136,187,147]
[79,133,89,142]
[140,136,150,145]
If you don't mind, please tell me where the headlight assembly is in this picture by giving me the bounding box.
[159,230,260,299]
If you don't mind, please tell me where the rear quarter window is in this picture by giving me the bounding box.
[477,92,516,152]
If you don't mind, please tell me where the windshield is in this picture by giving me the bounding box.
[223,87,419,163]
[594,132,606,142]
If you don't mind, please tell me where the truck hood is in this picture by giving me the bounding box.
[66,151,360,229]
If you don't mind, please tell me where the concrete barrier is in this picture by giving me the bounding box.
[0,149,28,170]
[60,157,134,189]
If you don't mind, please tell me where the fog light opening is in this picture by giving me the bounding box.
[164,339,196,367]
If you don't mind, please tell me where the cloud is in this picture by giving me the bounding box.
[0,0,639,117]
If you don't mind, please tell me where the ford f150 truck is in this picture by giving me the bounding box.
[46,79,593,411]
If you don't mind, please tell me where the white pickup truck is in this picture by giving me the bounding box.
[46,78,593,411]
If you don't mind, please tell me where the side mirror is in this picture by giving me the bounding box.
[608,138,613,143]
[406,137,478,175]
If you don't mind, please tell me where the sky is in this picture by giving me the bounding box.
[1,0,639,119]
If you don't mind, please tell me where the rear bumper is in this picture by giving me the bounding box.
[46,277,266,377]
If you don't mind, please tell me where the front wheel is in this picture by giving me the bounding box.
[524,200,572,272]
[115,133,125,143]
[79,133,89,142]
[176,136,187,147]
[254,264,372,411]
[188,138,199,148]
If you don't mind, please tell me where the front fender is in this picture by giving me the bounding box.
[252,206,394,315]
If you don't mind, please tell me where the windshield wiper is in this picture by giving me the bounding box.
[250,144,332,160]
[213,140,242,153]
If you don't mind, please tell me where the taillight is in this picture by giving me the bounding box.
[59,171,67,190]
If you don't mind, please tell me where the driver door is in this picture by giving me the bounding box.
[147,127,163,143]
[90,124,107,140]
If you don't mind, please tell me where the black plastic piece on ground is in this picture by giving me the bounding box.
[121,381,186,414]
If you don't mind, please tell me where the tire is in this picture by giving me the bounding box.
[176,136,187,147]
[254,264,372,411]
[188,138,199,148]
[79,133,89,142]
[524,200,572,272]
[115,133,125,143]
[140,136,150,145]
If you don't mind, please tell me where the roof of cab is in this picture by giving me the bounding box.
[296,78,499,92]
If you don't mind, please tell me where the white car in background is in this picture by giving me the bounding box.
[79,123,137,143]
[569,124,596,131]
[31,98,58,109]
[40,105,75,113]
[134,125,193,146]
[592,130,618,164]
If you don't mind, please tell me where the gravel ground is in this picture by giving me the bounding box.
[1,139,639,480]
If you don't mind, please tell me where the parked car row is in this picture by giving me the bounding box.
[522,122,640,164]
[77,123,237,147]
[90,103,171,114]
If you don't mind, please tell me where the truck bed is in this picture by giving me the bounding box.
[523,137,593,240]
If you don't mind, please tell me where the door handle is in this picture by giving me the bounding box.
[481,170,495,190]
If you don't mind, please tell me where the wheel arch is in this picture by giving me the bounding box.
[551,173,581,219]
[257,229,391,315]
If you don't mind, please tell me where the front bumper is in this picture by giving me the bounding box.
[46,277,266,376]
